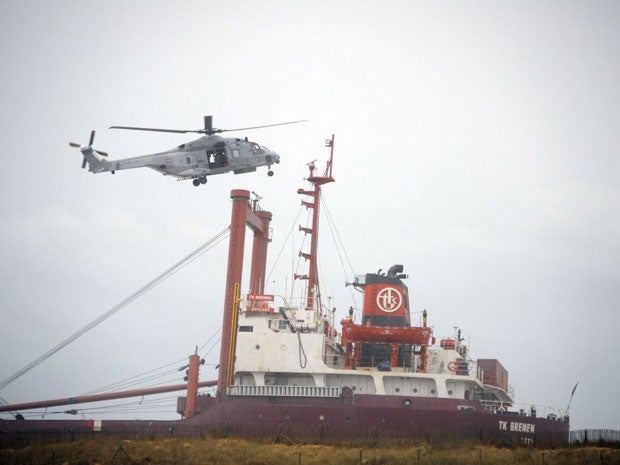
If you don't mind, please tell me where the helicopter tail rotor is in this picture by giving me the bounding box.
[69,130,108,169]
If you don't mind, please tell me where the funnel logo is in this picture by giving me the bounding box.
[376,287,403,313]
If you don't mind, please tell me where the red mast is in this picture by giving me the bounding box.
[217,190,272,396]
[296,135,335,311]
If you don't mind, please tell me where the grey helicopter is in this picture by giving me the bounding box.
[69,116,304,186]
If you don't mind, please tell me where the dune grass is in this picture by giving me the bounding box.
[0,437,618,465]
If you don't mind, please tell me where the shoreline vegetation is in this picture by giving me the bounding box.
[1,437,619,465]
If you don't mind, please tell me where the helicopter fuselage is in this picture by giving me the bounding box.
[86,135,280,181]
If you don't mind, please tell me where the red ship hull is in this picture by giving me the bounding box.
[1,394,568,446]
[181,394,569,445]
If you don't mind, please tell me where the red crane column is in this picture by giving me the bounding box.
[217,190,272,397]
[217,190,250,396]
[249,210,272,295]
[184,348,201,419]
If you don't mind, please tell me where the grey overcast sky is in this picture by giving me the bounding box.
[0,1,618,430]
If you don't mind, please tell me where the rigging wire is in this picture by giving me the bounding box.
[198,327,222,354]
[320,193,360,315]
[0,226,230,392]
[22,396,181,417]
[81,358,187,395]
[321,193,356,278]
[202,336,221,360]
[265,204,304,285]
[81,328,222,397]
[81,369,183,396]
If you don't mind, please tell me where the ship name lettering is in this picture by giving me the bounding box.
[498,421,535,434]
[510,422,535,433]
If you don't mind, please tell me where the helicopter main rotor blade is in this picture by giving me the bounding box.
[217,120,308,133]
[109,126,197,134]
[110,119,307,135]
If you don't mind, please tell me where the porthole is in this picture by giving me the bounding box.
[319,415,324,421]
[352,386,357,391]
[430,389,436,394]
[395,387,400,393]
[255,344,260,350]
[284,414,290,420]
[413,388,418,393]
[404,399,411,406]
[345,416,351,423]
[448,390,453,395]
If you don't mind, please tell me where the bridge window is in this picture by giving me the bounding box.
[268,319,289,330]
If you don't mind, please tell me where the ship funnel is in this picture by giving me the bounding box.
[387,264,404,278]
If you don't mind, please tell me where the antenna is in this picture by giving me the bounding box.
[566,382,579,412]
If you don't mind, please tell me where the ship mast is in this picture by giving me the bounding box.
[296,135,335,312]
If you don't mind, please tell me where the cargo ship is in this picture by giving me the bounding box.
[1,136,569,445]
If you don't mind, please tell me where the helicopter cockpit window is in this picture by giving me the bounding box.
[250,142,263,154]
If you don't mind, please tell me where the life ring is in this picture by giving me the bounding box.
[447,361,456,373]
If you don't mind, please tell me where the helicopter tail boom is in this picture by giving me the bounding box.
[80,147,111,173]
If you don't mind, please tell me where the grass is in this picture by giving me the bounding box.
[0,437,618,465]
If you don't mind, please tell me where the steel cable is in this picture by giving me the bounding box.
[0,226,230,392]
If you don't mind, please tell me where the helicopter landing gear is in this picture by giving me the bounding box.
[192,176,207,187]
[268,170,274,176]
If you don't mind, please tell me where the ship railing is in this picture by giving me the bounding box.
[227,385,341,398]
[480,399,569,423]
[273,295,310,313]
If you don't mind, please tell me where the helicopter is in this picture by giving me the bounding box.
[69,116,304,186]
